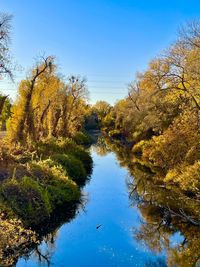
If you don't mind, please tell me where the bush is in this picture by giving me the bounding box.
[108,129,122,139]
[0,138,92,227]
[165,161,200,194]
[1,176,51,226]
[36,138,93,175]
[0,159,81,226]
[28,159,80,208]
[71,148,93,175]
[52,154,87,185]
[73,131,93,145]
[29,159,69,184]
[36,138,79,155]
[0,214,37,267]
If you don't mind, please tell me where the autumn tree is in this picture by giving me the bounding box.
[8,56,54,143]
[0,95,11,130]
[105,20,200,198]
[59,75,89,137]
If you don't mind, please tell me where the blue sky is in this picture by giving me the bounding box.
[1,0,200,104]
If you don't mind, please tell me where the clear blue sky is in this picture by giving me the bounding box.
[1,0,200,104]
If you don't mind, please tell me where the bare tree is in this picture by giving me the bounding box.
[0,13,13,118]
[179,20,200,49]
[0,13,13,79]
[128,81,141,111]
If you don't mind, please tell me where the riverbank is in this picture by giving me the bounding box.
[0,134,93,266]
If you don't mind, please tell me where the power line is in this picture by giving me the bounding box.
[80,74,133,77]
[1,89,127,95]
[0,87,128,91]
[88,80,129,83]
[89,86,127,89]
[90,92,126,94]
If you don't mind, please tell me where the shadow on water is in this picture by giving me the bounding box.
[14,136,200,267]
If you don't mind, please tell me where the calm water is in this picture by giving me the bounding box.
[16,146,176,267]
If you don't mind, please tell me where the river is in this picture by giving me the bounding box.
[16,141,197,267]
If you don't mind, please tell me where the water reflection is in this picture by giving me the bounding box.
[99,137,200,267]
[16,136,200,267]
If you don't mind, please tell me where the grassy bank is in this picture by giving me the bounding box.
[0,133,93,266]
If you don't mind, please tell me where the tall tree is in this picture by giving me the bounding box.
[0,13,13,79]
[60,75,88,137]
[0,13,13,118]
[9,56,54,143]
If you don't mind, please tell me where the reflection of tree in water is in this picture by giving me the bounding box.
[19,194,89,266]
[104,137,200,267]
[145,258,167,267]
[129,175,200,266]
[92,135,111,156]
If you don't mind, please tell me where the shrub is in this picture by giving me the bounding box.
[165,161,200,194]
[71,148,93,175]
[73,131,93,145]
[132,140,149,158]
[28,159,80,208]
[36,138,79,156]
[0,214,37,267]
[36,138,93,175]
[1,176,51,226]
[29,159,69,184]
[52,154,87,185]
[108,129,122,139]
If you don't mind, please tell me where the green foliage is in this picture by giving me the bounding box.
[0,158,81,227]
[1,176,51,226]
[28,159,80,208]
[36,137,79,155]
[52,154,87,185]
[71,147,93,175]
[0,96,11,130]
[73,131,93,145]
[36,138,93,174]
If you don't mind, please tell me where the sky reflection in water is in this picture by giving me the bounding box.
[17,147,172,267]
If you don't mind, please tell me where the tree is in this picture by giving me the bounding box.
[0,95,11,130]
[105,21,200,199]
[59,75,88,137]
[0,13,13,79]
[9,56,54,143]
[0,13,13,118]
